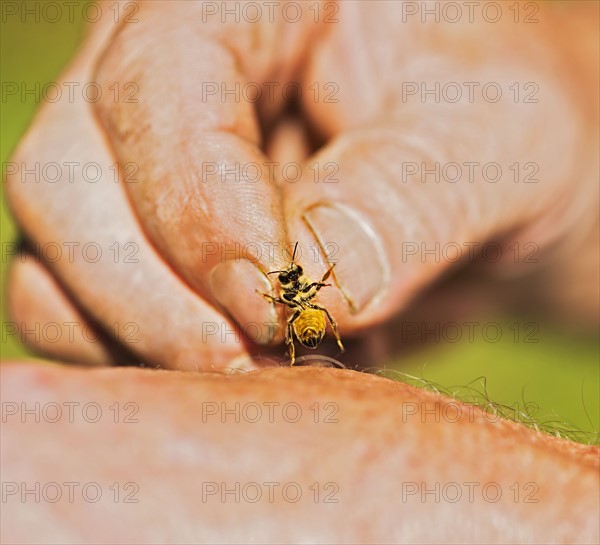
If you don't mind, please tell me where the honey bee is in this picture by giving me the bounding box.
[258,242,344,365]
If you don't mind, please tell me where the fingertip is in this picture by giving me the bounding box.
[7,255,113,366]
[209,259,282,345]
[285,203,391,334]
[302,202,390,313]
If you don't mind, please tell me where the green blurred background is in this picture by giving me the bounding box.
[1,1,598,443]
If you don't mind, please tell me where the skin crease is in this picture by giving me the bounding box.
[1,362,598,545]
[2,1,599,543]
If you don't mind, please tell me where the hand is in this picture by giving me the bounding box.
[6,1,598,370]
[2,362,598,544]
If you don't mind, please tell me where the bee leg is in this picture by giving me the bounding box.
[301,281,331,294]
[255,291,287,305]
[300,264,336,295]
[287,323,296,365]
[286,310,301,365]
[302,263,336,301]
[308,303,344,354]
[321,263,337,282]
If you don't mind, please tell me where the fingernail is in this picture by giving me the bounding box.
[303,203,389,313]
[226,354,281,372]
[225,354,259,372]
[210,259,279,345]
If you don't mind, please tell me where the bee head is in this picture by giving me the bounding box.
[277,264,302,285]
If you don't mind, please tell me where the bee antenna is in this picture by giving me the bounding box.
[291,242,299,263]
[267,270,284,275]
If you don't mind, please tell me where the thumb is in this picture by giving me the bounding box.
[283,70,585,334]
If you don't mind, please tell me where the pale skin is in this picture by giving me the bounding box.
[2,1,599,542]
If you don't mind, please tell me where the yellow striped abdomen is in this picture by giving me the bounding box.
[293,309,326,349]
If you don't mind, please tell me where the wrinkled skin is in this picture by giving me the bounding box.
[2,1,599,543]
[2,363,598,544]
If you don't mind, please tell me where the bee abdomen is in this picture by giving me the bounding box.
[294,309,326,349]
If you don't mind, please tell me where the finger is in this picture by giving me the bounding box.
[2,362,597,543]
[93,2,322,337]
[283,1,590,333]
[4,16,256,371]
[7,252,113,366]
[265,116,311,166]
